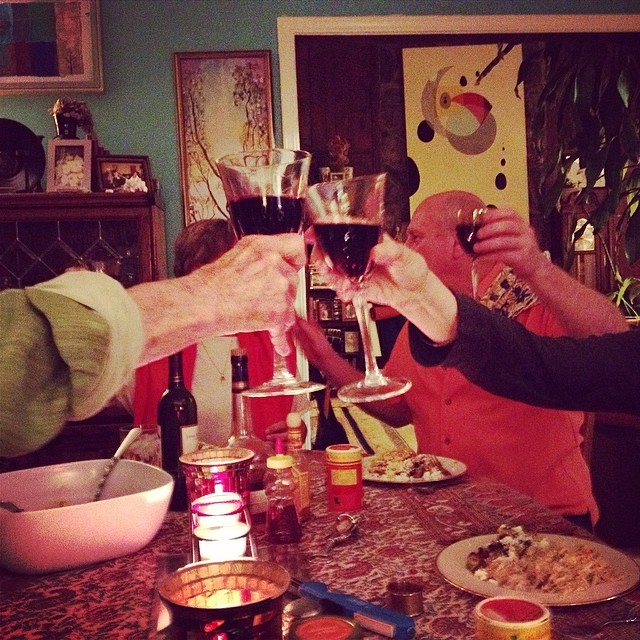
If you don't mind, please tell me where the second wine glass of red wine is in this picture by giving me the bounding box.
[305,173,412,404]
[455,207,487,299]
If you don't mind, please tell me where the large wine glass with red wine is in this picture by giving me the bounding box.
[455,206,487,299]
[305,173,412,404]
[215,149,325,397]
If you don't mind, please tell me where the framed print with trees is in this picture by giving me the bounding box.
[173,50,274,224]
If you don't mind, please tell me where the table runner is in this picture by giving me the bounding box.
[1,454,638,639]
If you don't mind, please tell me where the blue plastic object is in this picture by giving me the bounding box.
[299,581,416,639]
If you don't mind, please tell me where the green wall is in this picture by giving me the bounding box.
[2,0,638,274]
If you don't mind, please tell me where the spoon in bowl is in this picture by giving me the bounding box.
[1,428,143,512]
[92,427,142,502]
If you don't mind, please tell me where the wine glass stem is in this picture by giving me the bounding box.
[353,293,386,386]
[471,259,479,300]
[271,346,296,383]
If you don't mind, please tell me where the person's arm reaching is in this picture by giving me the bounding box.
[408,294,640,415]
[313,234,639,417]
[0,234,305,457]
[129,233,305,362]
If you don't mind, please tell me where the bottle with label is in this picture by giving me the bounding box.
[325,443,363,512]
[264,439,302,544]
[227,348,272,521]
[286,412,311,523]
[157,351,198,511]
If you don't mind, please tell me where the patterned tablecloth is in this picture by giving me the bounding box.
[2,453,639,640]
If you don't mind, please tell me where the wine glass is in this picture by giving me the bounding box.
[455,207,487,299]
[215,148,325,398]
[305,173,412,404]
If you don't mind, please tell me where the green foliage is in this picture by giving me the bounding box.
[609,274,640,318]
[517,34,640,263]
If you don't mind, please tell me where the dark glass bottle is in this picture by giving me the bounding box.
[158,352,198,511]
[227,348,272,520]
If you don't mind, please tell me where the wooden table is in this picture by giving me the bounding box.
[2,453,639,639]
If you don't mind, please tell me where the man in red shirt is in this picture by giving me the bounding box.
[299,191,628,529]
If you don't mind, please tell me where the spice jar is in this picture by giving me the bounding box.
[264,440,302,544]
[325,444,363,512]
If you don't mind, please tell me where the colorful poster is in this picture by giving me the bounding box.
[403,44,529,219]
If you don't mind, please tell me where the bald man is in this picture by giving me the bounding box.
[299,191,627,529]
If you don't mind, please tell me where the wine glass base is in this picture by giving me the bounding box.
[242,379,326,398]
[337,377,412,404]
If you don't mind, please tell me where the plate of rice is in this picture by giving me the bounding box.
[362,450,466,484]
[437,525,640,606]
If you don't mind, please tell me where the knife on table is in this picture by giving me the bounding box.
[340,407,375,455]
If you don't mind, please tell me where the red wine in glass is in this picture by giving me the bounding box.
[305,173,411,404]
[215,148,325,398]
[228,195,303,236]
[456,222,481,255]
[455,207,487,299]
[314,222,381,281]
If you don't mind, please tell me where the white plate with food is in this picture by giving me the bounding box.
[362,450,467,484]
[436,526,640,606]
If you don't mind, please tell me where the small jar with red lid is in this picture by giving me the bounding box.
[325,444,363,512]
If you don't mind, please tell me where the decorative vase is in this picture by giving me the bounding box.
[54,115,78,139]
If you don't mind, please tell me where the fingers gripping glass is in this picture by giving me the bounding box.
[215,149,325,397]
[305,173,412,403]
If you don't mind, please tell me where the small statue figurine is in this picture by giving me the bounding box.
[320,134,353,182]
[326,134,351,171]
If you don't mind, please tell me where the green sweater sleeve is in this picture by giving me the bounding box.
[0,289,111,458]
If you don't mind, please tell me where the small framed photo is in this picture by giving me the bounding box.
[343,301,357,320]
[96,155,152,193]
[46,139,93,193]
[344,330,360,354]
[317,299,332,321]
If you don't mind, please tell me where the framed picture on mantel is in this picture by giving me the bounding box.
[46,139,92,193]
[0,0,104,95]
[96,155,152,193]
[174,50,274,224]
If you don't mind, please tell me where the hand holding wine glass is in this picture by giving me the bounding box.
[215,148,325,397]
[305,173,412,404]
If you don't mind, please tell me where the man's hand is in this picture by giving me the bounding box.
[473,208,547,280]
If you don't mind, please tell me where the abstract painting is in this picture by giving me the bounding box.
[0,0,103,94]
[403,44,529,218]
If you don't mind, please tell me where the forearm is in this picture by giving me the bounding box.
[129,275,220,364]
[410,294,640,414]
[523,259,628,337]
[382,269,459,345]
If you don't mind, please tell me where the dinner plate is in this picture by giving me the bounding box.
[437,533,640,606]
[362,455,467,484]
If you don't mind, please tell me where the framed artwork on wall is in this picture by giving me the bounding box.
[46,139,92,192]
[96,155,152,193]
[173,50,274,224]
[0,0,104,95]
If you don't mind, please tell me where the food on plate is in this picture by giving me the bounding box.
[466,525,622,595]
[363,449,449,481]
